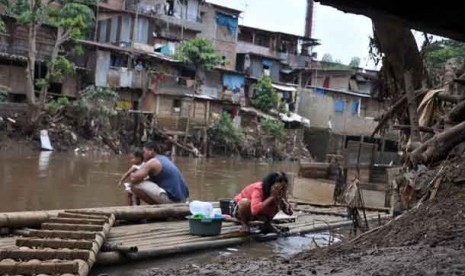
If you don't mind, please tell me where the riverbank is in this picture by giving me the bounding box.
[140,158,465,276]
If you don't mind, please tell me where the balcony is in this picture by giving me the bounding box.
[107,68,149,90]
[124,1,203,32]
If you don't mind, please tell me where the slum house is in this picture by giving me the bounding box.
[88,0,247,147]
[199,2,241,71]
[235,25,318,111]
[296,67,399,165]
[0,16,85,102]
[92,0,201,106]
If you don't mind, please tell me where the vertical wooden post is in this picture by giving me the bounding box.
[404,71,421,143]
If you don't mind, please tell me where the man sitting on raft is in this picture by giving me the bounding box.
[130,141,189,204]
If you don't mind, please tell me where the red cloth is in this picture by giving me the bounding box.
[234,182,275,217]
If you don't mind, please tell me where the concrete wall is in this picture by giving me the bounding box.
[313,71,352,90]
[297,88,379,136]
[249,57,280,83]
[198,69,222,99]
[199,3,238,70]
[236,41,272,57]
[99,0,123,10]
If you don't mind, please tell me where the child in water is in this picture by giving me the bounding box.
[118,149,144,206]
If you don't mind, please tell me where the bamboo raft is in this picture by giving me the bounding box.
[0,211,115,276]
[0,203,390,271]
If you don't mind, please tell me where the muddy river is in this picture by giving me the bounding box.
[0,152,297,212]
[0,151,341,275]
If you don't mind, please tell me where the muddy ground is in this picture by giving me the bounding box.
[142,158,465,276]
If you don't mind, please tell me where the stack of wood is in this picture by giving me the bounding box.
[0,211,115,276]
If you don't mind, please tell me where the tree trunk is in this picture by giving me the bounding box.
[39,27,62,106]
[372,16,425,93]
[404,71,421,142]
[25,21,38,106]
[412,120,465,163]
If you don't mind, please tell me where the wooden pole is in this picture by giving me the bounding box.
[0,261,80,275]
[0,204,191,228]
[16,238,94,250]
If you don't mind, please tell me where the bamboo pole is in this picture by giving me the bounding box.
[41,223,104,232]
[0,260,80,274]
[0,249,90,260]
[0,204,191,228]
[49,218,107,225]
[16,238,94,250]
[25,229,99,240]
[58,212,110,220]
[77,213,115,276]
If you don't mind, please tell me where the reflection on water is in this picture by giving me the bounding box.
[0,152,298,212]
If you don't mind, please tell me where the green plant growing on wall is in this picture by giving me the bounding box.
[260,117,285,141]
[173,38,224,71]
[251,76,279,112]
[210,112,244,152]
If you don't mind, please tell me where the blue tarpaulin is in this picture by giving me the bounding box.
[351,100,359,115]
[334,100,345,112]
[223,73,244,90]
[216,13,238,35]
[262,59,273,67]
[315,87,326,95]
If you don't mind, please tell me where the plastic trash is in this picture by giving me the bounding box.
[189,200,213,217]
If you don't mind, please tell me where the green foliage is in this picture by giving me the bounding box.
[173,38,224,70]
[76,85,119,117]
[210,112,244,149]
[35,78,47,89]
[46,96,70,115]
[424,39,465,70]
[251,76,279,112]
[260,118,285,141]
[48,56,75,81]
[349,57,361,68]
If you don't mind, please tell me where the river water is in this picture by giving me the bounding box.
[0,152,298,212]
[0,151,340,275]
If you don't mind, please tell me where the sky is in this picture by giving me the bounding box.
[207,0,377,69]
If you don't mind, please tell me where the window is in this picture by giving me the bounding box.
[334,99,344,113]
[135,18,149,44]
[120,15,132,44]
[173,99,181,113]
[351,100,359,116]
[98,20,107,43]
[110,17,118,44]
[263,65,270,76]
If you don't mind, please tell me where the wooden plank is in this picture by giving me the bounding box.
[58,213,110,220]
[42,223,104,232]
[49,218,107,225]
[16,238,94,250]
[25,230,98,240]
[0,249,90,260]
[0,261,79,274]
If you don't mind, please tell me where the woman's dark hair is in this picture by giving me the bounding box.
[132,149,143,160]
[262,171,289,198]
